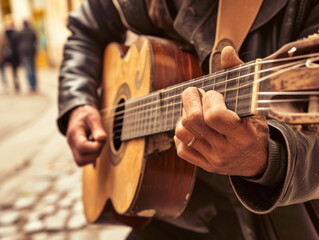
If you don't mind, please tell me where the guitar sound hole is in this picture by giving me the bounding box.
[113,98,125,151]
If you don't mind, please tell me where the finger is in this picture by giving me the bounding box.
[202,90,243,136]
[85,109,107,141]
[175,120,194,146]
[71,128,105,154]
[68,129,104,166]
[181,87,212,137]
[221,46,243,69]
[174,136,209,169]
[175,117,213,156]
[197,88,206,98]
[72,151,100,167]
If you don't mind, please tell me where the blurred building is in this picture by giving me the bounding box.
[0,0,84,68]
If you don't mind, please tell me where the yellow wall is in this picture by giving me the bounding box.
[71,0,84,10]
[45,0,70,67]
[45,0,85,67]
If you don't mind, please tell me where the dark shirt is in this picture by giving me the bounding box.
[18,26,37,56]
[5,29,20,65]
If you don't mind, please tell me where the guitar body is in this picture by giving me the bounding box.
[82,36,202,225]
[82,33,319,226]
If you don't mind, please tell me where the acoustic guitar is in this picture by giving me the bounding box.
[82,35,319,226]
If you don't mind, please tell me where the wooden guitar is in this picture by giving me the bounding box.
[82,35,319,226]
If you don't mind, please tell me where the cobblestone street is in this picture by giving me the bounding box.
[0,67,132,240]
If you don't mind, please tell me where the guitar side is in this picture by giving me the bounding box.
[82,36,202,225]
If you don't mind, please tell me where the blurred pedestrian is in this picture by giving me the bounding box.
[18,20,38,93]
[4,18,20,92]
[0,29,9,91]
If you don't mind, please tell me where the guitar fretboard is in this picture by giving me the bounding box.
[120,61,256,141]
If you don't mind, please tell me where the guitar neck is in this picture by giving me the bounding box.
[121,60,257,141]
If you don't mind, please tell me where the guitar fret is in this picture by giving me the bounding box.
[225,69,240,111]
[121,61,257,141]
[171,89,176,129]
[156,93,161,133]
[133,102,138,138]
[235,68,240,113]
[166,90,173,130]
[150,94,156,134]
[136,102,139,137]
[204,76,213,92]
[147,99,151,135]
[237,64,255,116]
[224,69,228,100]
[174,90,182,126]
[214,72,225,94]
[162,91,168,131]
[142,99,146,136]
[193,78,203,89]
[138,101,143,137]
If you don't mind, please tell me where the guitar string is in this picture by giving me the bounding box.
[100,52,319,115]
[102,59,308,123]
[110,94,316,137]
[113,93,319,141]
[109,94,315,129]
[101,57,314,127]
[110,95,319,137]
[151,53,319,94]
[112,80,318,137]
[102,59,304,125]
[99,53,319,138]
[109,61,317,131]
[110,90,319,129]
[102,52,319,112]
[110,78,318,135]
[109,53,319,139]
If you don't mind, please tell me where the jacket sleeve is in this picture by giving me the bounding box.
[57,0,127,135]
[229,0,319,214]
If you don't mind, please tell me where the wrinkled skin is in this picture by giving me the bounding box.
[174,46,269,177]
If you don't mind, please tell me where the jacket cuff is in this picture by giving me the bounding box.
[229,122,288,214]
[243,139,287,187]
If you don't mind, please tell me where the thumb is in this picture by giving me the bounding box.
[221,46,243,69]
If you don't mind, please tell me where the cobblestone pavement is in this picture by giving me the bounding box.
[0,155,132,240]
[0,67,132,240]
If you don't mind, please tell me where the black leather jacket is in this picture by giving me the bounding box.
[58,0,319,239]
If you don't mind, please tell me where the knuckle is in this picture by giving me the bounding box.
[182,87,196,97]
[212,157,227,169]
[175,120,183,135]
[74,156,84,167]
[76,154,97,167]
[204,108,220,124]
[182,87,198,103]
[205,90,224,100]
[176,145,187,160]
[75,158,88,167]
[87,110,99,121]
[202,163,214,173]
[175,122,188,140]
[176,150,187,161]
[184,109,203,126]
